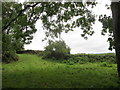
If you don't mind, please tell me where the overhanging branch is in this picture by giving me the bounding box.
[2,2,40,31]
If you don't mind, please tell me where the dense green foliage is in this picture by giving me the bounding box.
[2,2,39,62]
[2,2,38,47]
[2,54,120,88]
[2,2,97,62]
[99,15,114,50]
[63,53,116,65]
[2,2,117,66]
[43,40,70,59]
[40,2,97,40]
[2,34,19,62]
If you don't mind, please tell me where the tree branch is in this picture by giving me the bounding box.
[2,2,40,31]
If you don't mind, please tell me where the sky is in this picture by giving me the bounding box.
[24,0,115,54]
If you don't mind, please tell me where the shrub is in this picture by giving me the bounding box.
[43,40,70,60]
[100,62,113,67]
[2,52,18,63]
[2,34,19,63]
[62,53,116,64]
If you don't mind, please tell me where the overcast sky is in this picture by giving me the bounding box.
[24,0,115,54]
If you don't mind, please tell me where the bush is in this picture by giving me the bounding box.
[43,40,70,60]
[100,62,113,67]
[2,34,19,63]
[62,53,116,64]
[2,51,18,63]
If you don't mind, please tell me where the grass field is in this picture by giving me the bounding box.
[2,54,120,88]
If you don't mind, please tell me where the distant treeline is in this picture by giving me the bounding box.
[16,50,43,55]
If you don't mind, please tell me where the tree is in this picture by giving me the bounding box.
[0,2,1,62]
[43,40,70,59]
[99,15,114,50]
[2,2,96,62]
[98,1,120,77]
[40,2,96,40]
[2,2,40,62]
[111,2,120,77]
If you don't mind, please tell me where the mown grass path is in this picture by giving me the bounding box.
[2,54,120,88]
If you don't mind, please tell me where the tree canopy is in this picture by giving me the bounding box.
[2,2,97,62]
[1,1,115,65]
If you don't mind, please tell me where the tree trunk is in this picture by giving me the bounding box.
[111,2,120,77]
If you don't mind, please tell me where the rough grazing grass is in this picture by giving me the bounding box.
[2,54,120,88]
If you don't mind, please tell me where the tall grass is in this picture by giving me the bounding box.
[2,54,120,88]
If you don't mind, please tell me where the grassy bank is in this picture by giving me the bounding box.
[2,54,120,88]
